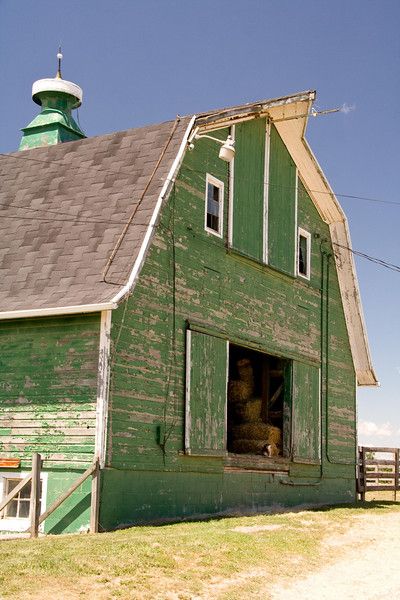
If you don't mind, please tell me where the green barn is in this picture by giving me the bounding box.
[0,70,377,534]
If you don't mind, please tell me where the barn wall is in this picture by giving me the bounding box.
[0,314,100,533]
[102,125,357,528]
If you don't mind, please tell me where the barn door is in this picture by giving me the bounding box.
[291,361,321,464]
[185,330,228,456]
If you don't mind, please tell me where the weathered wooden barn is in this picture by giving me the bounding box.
[0,69,377,534]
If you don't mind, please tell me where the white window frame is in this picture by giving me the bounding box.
[205,173,224,238]
[297,227,311,280]
[0,471,48,532]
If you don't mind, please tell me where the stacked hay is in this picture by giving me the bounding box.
[229,358,282,456]
[228,358,254,402]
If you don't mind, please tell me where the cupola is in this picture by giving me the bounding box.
[19,49,86,151]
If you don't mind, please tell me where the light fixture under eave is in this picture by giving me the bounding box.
[218,135,235,162]
[189,132,235,163]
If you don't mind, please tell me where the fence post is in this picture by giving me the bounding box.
[90,459,100,533]
[395,449,399,502]
[30,453,42,538]
[360,447,366,501]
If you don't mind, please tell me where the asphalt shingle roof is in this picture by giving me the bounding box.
[0,116,191,312]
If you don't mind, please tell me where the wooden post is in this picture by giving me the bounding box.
[395,449,399,502]
[360,447,366,502]
[29,453,42,538]
[90,459,100,533]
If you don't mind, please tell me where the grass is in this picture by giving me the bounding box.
[1,501,399,599]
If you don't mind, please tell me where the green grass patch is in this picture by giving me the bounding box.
[1,501,399,599]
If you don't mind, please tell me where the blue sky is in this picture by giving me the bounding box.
[1,0,399,447]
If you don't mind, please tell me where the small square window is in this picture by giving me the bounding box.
[2,478,43,519]
[205,174,224,237]
[297,228,311,279]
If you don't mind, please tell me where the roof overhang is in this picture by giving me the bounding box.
[0,303,117,321]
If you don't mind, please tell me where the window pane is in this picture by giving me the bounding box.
[298,235,308,275]
[5,499,18,518]
[19,500,30,518]
[19,481,32,499]
[206,181,221,233]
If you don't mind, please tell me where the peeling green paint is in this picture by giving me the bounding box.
[102,123,357,526]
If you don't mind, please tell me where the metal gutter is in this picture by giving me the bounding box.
[0,302,117,320]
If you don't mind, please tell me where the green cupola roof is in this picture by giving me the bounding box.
[19,49,86,151]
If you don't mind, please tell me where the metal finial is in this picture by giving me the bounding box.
[56,46,63,79]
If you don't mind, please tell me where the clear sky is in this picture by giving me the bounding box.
[1,0,399,448]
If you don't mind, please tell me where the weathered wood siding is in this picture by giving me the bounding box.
[232,119,265,261]
[185,330,227,456]
[268,125,297,275]
[0,315,100,467]
[105,121,357,519]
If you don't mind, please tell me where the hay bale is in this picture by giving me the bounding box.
[237,358,254,383]
[233,398,262,423]
[231,439,267,454]
[229,379,254,402]
[232,422,270,441]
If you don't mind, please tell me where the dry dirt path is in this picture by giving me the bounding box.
[269,511,400,600]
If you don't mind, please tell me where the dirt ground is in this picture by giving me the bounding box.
[268,511,400,600]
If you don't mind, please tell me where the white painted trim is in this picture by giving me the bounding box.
[228,124,235,247]
[294,171,299,276]
[297,227,311,280]
[263,120,271,264]
[0,471,48,533]
[94,310,112,467]
[184,329,192,454]
[112,116,196,304]
[204,173,224,238]
[32,78,83,107]
[0,303,117,321]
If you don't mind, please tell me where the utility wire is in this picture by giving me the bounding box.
[1,150,399,208]
[181,164,400,207]
[333,242,400,274]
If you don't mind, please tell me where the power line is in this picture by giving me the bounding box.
[2,149,399,208]
[333,242,400,274]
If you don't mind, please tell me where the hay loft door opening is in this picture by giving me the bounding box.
[227,344,290,458]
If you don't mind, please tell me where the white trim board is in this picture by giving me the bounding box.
[0,303,117,321]
[94,310,112,467]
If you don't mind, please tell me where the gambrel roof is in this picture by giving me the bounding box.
[0,91,377,385]
[0,117,192,312]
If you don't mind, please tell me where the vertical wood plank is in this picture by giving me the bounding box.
[291,362,321,464]
[395,449,399,502]
[29,453,42,538]
[90,459,100,533]
[232,119,266,261]
[185,330,227,455]
[268,125,297,275]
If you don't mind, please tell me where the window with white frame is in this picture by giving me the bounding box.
[205,174,224,237]
[297,228,311,279]
[0,472,47,532]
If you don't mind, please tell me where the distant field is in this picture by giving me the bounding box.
[1,502,399,600]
